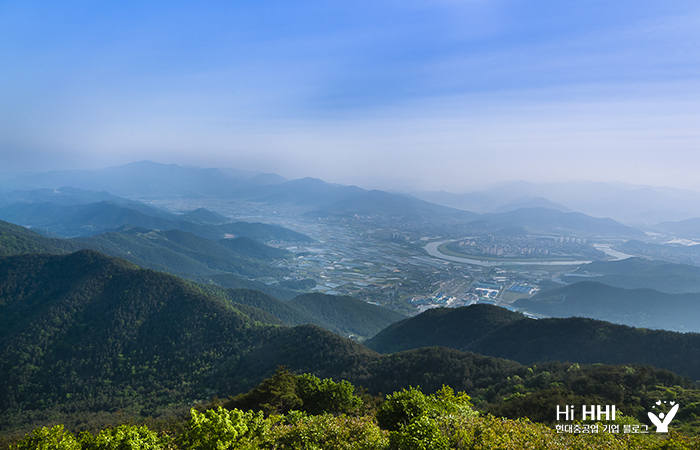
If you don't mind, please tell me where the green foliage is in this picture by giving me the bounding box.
[10,379,700,450]
[272,413,388,450]
[376,386,476,432]
[296,373,363,415]
[226,368,303,416]
[80,425,167,450]
[180,407,267,450]
[10,425,81,450]
[388,416,448,450]
[226,368,363,416]
[74,228,289,280]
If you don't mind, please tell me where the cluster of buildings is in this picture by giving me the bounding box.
[454,235,591,259]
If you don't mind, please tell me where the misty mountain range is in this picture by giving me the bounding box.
[3,160,698,238]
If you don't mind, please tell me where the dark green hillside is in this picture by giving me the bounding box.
[198,273,304,301]
[287,293,406,338]
[217,324,532,399]
[219,325,698,432]
[211,288,404,339]
[366,304,525,354]
[0,250,280,431]
[0,220,75,256]
[220,325,378,391]
[2,254,700,436]
[366,304,700,381]
[217,236,289,260]
[516,281,700,332]
[566,257,700,293]
[209,287,321,328]
[473,317,700,379]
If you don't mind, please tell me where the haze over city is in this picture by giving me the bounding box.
[2,1,700,192]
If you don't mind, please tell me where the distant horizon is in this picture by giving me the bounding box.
[3,159,700,197]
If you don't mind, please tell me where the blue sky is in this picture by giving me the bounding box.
[1,1,699,191]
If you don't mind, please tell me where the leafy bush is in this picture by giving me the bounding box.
[296,373,363,415]
[376,385,475,431]
[388,416,448,450]
[180,407,268,450]
[11,425,81,450]
[273,413,387,450]
[226,368,363,416]
[80,425,167,450]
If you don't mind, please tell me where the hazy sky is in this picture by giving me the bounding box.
[2,1,700,192]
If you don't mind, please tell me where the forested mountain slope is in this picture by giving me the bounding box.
[0,250,280,430]
[206,288,405,339]
[1,251,699,437]
[366,304,700,380]
[0,219,307,298]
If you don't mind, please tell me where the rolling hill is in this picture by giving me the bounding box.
[0,220,300,296]
[365,304,700,381]
[516,281,700,332]
[286,293,406,338]
[209,288,405,339]
[321,189,478,221]
[565,257,700,293]
[473,207,646,238]
[0,220,75,256]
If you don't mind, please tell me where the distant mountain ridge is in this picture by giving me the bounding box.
[654,217,700,239]
[516,281,700,332]
[414,180,700,225]
[566,257,700,293]
[476,207,645,238]
[0,162,651,238]
[322,190,477,221]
